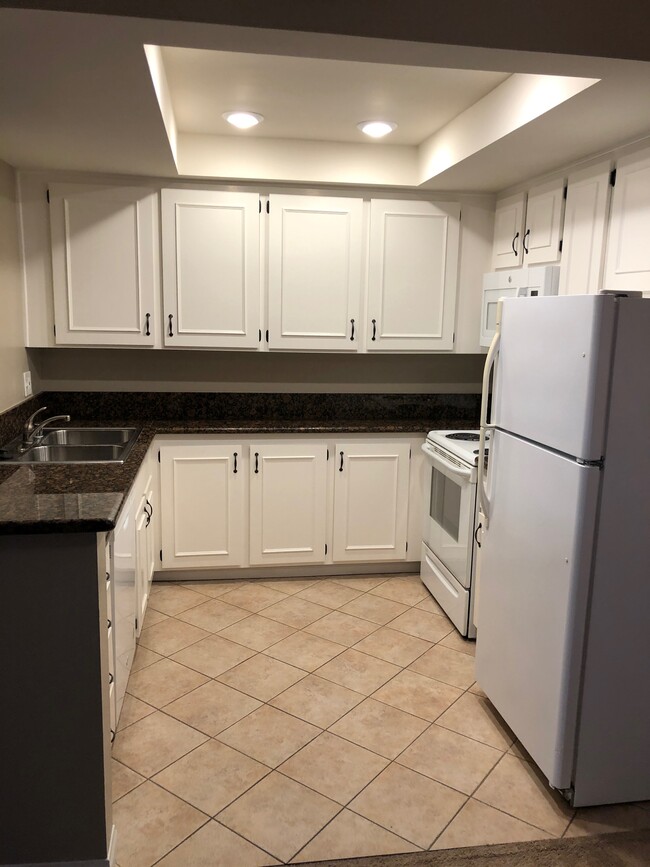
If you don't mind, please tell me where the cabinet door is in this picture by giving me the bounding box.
[604,148,650,294]
[267,195,362,350]
[333,442,410,562]
[160,444,244,569]
[367,200,460,352]
[135,495,149,636]
[249,443,328,565]
[161,189,261,348]
[523,179,565,266]
[112,490,137,721]
[559,162,611,296]
[49,184,157,345]
[491,192,526,269]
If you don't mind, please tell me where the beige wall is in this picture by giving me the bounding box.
[0,160,33,412]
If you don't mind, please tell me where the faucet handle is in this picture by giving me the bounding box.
[24,406,48,435]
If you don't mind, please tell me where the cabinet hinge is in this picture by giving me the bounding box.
[406,541,409,552]
[135,617,138,631]
[559,239,563,253]
[610,168,617,187]
[259,329,262,342]
[46,188,50,203]
[325,543,328,555]
[452,331,455,343]
[159,549,163,562]
[266,329,269,342]
[266,200,270,214]
[563,185,568,200]
[458,209,461,222]
[258,199,262,214]
[409,448,412,459]
[327,448,329,460]
[53,324,56,337]
[158,450,160,463]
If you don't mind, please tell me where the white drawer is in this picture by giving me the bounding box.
[420,542,471,637]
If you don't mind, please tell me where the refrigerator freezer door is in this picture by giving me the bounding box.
[493,295,616,460]
[475,430,601,790]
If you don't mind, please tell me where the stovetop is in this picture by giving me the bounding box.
[426,429,489,466]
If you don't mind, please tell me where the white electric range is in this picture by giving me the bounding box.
[420,430,489,638]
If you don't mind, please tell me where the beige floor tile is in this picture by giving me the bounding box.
[331,698,429,759]
[370,575,430,606]
[409,644,476,690]
[339,593,409,625]
[280,732,388,804]
[564,803,650,837]
[349,763,466,848]
[218,614,296,651]
[219,583,288,613]
[331,575,391,590]
[474,754,574,835]
[176,599,250,633]
[217,772,340,863]
[373,670,463,722]
[296,580,364,609]
[292,809,418,862]
[262,595,331,628]
[153,739,270,815]
[316,648,400,694]
[111,759,145,802]
[415,595,446,616]
[112,780,207,867]
[156,820,280,867]
[148,584,208,616]
[436,693,516,751]
[217,705,320,767]
[141,607,168,629]
[112,711,208,777]
[131,644,163,673]
[304,610,379,646]
[260,578,317,594]
[117,694,156,732]
[264,631,346,671]
[389,608,454,642]
[217,654,306,701]
[353,626,432,667]
[138,618,210,657]
[170,634,256,678]
[397,724,502,795]
[179,580,246,598]
[439,629,477,656]
[270,674,364,728]
[164,680,261,736]
[126,658,209,708]
[432,798,548,850]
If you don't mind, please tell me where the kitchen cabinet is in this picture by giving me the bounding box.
[267,195,363,351]
[110,494,137,726]
[333,441,410,561]
[249,442,328,565]
[367,199,460,351]
[603,147,650,295]
[491,180,565,270]
[159,443,245,569]
[49,183,157,345]
[491,192,526,269]
[161,189,262,348]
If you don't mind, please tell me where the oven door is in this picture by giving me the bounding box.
[421,442,476,589]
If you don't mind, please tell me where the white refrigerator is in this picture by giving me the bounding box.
[475,293,650,808]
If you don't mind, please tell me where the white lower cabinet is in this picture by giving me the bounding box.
[333,442,410,561]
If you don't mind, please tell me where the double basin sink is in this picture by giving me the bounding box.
[1,427,140,464]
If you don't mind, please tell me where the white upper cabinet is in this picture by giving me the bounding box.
[161,189,262,349]
[559,162,612,296]
[367,199,460,351]
[49,183,157,345]
[333,442,410,562]
[604,148,650,295]
[267,195,363,351]
[491,192,526,269]
[522,179,565,266]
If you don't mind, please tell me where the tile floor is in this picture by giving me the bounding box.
[112,574,650,867]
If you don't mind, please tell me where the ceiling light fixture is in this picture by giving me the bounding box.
[358,120,397,139]
[223,111,264,129]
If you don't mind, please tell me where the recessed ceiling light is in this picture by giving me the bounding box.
[223,111,264,129]
[358,120,397,139]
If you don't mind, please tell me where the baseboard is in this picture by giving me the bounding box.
[153,561,421,582]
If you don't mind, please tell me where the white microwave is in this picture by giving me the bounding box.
[480,265,560,348]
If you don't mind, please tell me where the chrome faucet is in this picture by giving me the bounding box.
[22,406,71,451]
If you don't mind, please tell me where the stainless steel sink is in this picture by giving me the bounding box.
[0,427,140,464]
[40,428,136,447]
[15,444,128,463]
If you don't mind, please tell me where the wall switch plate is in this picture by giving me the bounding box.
[23,371,32,397]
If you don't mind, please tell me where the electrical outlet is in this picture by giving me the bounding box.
[23,371,32,397]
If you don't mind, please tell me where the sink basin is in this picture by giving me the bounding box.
[0,427,141,464]
[15,444,128,463]
[40,427,137,447]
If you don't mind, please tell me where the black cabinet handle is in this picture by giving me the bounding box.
[339,451,344,472]
[233,452,238,473]
[108,672,114,685]
[371,319,377,341]
[110,728,116,744]
[254,452,259,474]
[511,232,519,256]
[144,499,152,527]
[350,318,355,341]
[474,522,482,548]
[168,313,174,337]
[523,228,530,255]
[144,313,150,336]
[107,619,112,630]
[106,571,110,584]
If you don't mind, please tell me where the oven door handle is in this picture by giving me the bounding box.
[421,443,473,481]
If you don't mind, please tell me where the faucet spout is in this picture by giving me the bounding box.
[22,411,72,450]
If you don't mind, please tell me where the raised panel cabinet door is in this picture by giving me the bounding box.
[49,183,157,345]
[367,200,460,351]
[135,495,149,637]
[249,443,328,565]
[559,162,612,296]
[491,192,526,269]
[159,444,245,569]
[333,442,410,562]
[604,148,650,295]
[523,179,565,266]
[267,195,363,350]
[161,189,261,348]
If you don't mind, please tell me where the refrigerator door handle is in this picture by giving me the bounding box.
[478,304,502,525]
